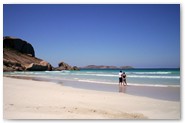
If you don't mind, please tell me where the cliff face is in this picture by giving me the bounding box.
[3,37,52,71]
[3,36,35,57]
[3,48,43,71]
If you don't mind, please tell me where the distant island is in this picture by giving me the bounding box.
[80,65,134,69]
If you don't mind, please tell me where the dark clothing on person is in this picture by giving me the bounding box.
[119,77,123,83]
[122,74,127,85]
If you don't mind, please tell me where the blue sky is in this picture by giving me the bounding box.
[3,4,180,68]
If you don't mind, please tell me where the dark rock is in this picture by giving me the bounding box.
[58,61,73,70]
[3,59,24,72]
[54,61,79,71]
[3,65,15,72]
[25,61,53,71]
[25,63,47,71]
[40,61,53,71]
[3,36,35,57]
[73,66,79,70]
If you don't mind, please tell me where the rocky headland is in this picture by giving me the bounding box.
[3,36,132,72]
[3,36,79,72]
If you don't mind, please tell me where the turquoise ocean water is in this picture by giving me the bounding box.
[4,68,180,87]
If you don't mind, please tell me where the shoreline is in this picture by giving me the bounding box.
[4,75,180,101]
[3,77,180,119]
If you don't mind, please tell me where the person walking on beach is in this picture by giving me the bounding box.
[119,71,123,86]
[122,72,127,86]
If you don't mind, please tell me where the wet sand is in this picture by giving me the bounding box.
[4,75,180,101]
[3,77,180,119]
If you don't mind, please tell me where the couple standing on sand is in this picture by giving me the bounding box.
[119,71,127,86]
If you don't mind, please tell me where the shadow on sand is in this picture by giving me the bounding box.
[119,85,127,93]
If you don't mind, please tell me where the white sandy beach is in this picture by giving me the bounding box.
[3,77,180,119]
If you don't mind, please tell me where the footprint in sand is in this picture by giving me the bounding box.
[91,109,96,112]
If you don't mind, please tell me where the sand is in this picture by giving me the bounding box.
[3,77,180,119]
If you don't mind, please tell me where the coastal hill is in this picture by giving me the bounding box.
[3,36,79,71]
[80,65,133,69]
